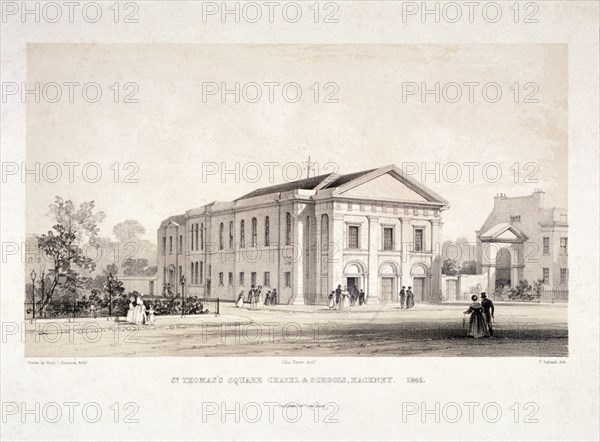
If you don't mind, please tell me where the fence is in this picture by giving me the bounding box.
[539,290,569,303]
[24,297,220,320]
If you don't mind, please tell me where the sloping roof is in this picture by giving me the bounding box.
[235,169,375,201]
[479,223,528,241]
[159,214,186,228]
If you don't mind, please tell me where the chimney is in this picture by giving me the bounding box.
[532,189,545,207]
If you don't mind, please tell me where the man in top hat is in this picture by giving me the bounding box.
[399,286,406,309]
[480,292,495,337]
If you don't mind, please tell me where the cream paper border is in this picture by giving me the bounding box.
[1,1,598,440]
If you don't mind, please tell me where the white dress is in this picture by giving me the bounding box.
[132,297,145,324]
[126,302,134,322]
[236,295,244,308]
[341,291,350,309]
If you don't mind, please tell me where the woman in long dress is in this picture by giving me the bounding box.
[464,294,490,338]
[341,287,351,309]
[236,291,245,308]
[328,291,335,309]
[132,293,145,325]
[126,297,135,323]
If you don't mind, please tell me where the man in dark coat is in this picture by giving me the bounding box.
[335,285,342,309]
[399,286,406,309]
[480,292,495,337]
[406,286,414,309]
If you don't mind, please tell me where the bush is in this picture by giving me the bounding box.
[508,279,543,302]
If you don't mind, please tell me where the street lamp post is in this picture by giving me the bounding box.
[30,270,37,320]
[180,275,186,318]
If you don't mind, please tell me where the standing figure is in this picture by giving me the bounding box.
[399,286,406,309]
[341,286,351,309]
[464,294,490,338]
[480,292,495,337]
[249,285,256,310]
[335,285,342,309]
[132,293,145,325]
[406,286,414,309]
[126,296,135,322]
[256,286,262,310]
[328,291,335,309]
[236,291,245,308]
[359,289,365,306]
[271,289,278,306]
[264,291,271,306]
[147,304,155,324]
[352,287,360,306]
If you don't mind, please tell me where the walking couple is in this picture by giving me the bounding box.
[464,292,495,338]
[398,286,414,309]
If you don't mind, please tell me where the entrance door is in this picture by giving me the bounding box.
[413,277,426,302]
[381,277,394,303]
[346,277,358,293]
[446,279,456,301]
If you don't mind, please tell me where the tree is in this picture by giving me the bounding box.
[459,260,477,275]
[113,220,145,242]
[442,258,458,276]
[122,258,149,276]
[35,197,105,310]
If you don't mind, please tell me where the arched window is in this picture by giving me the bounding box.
[219,223,224,250]
[285,212,292,246]
[240,220,245,248]
[264,216,270,246]
[251,217,257,247]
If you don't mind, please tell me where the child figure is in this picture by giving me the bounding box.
[148,305,155,324]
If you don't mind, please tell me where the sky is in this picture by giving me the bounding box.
[25,44,567,243]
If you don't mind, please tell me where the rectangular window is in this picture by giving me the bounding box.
[179,235,183,253]
[414,228,424,252]
[228,272,233,286]
[251,272,257,287]
[264,272,271,287]
[199,262,203,284]
[178,266,182,282]
[229,221,234,249]
[510,215,521,223]
[413,207,419,216]
[191,263,194,284]
[543,237,550,255]
[542,268,550,283]
[560,268,567,284]
[404,207,409,215]
[383,227,394,251]
[560,237,568,255]
[169,236,173,254]
[239,272,245,286]
[348,225,359,249]
[162,237,166,254]
[219,272,223,286]
[284,272,291,288]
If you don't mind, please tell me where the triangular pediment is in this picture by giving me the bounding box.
[340,173,429,202]
[331,165,449,206]
[479,223,528,242]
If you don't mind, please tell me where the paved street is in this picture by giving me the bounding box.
[24,303,568,357]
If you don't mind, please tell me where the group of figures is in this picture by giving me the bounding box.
[327,285,366,309]
[398,286,415,309]
[125,293,155,325]
[236,286,279,310]
[464,292,495,338]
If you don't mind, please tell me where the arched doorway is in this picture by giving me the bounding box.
[495,247,512,289]
[411,263,428,302]
[379,262,400,302]
[343,261,365,295]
